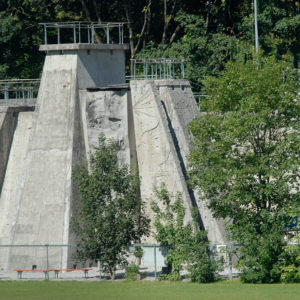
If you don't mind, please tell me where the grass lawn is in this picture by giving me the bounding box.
[0,280,299,300]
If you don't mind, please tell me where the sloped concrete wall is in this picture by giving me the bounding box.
[0,108,17,194]
[156,81,226,243]
[0,112,34,269]
[0,45,128,271]
[130,81,194,242]
[131,80,226,244]
[4,54,79,270]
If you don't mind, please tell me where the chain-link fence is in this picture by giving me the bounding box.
[0,243,241,281]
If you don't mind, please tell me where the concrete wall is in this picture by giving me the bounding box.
[0,45,128,271]
[0,43,225,271]
[130,80,194,242]
[79,88,130,166]
[0,108,17,194]
[130,80,226,243]
[77,50,126,89]
[156,81,226,243]
[0,112,34,269]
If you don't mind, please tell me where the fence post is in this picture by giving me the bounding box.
[228,243,233,281]
[45,244,49,279]
[99,254,101,280]
[154,245,157,280]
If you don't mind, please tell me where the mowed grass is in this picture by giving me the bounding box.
[0,280,299,300]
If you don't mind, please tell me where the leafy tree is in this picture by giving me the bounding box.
[151,184,222,282]
[72,135,149,279]
[0,0,84,79]
[188,54,300,283]
[279,244,300,283]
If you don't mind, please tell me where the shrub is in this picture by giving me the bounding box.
[279,245,300,283]
[125,263,140,281]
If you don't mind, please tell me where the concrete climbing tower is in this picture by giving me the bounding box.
[0,22,225,272]
[0,22,129,270]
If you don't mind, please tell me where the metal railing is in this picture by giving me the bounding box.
[130,58,185,80]
[39,22,126,45]
[194,94,207,111]
[0,79,40,106]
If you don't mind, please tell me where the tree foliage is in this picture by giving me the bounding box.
[188,54,300,282]
[151,184,222,282]
[1,1,299,86]
[72,135,149,279]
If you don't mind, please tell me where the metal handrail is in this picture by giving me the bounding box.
[131,58,185,80]
[39,21,127,45]
[0,79,40,106]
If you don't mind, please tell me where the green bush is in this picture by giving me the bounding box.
[134,246,143,258]
[152,185,222,283]
[125,263,140,281]
[279,245,300,283]
[187,231,223,283]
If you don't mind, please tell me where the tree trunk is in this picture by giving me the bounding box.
[123,0,152,76]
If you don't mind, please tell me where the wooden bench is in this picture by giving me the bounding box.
[50,268,92,279]
[15,269,50,280]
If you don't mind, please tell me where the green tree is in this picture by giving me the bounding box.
[151,184,221,282]
[72,135,149,279]
[0,0,84,79]
[188,54,300,283]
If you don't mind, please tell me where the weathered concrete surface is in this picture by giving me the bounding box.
[0,112,34,269]
[0,44,127,271]
[0,99,36,107]
[3,53,79,270]
[130,81,194,242]
[77,50,126,88]
[156,80,226,243]
[0,108,17,194]
[130,80,226,243]
[79,88,130,166]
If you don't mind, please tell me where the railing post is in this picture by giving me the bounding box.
[133,59,136,80]
[44,24,47,45]
[151,63,153,79]
[73,23,76,43]
[91,24,95,44]
[121,24,124,44]
[78,22,81,43]
[4,84,8,106]
[118,24,121,44]
[106,24,110,44]
[88,25,91,44]
[57,24,60,44]
[172,63,175,79]
[181,60,185,79]
[159,63,162,79]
